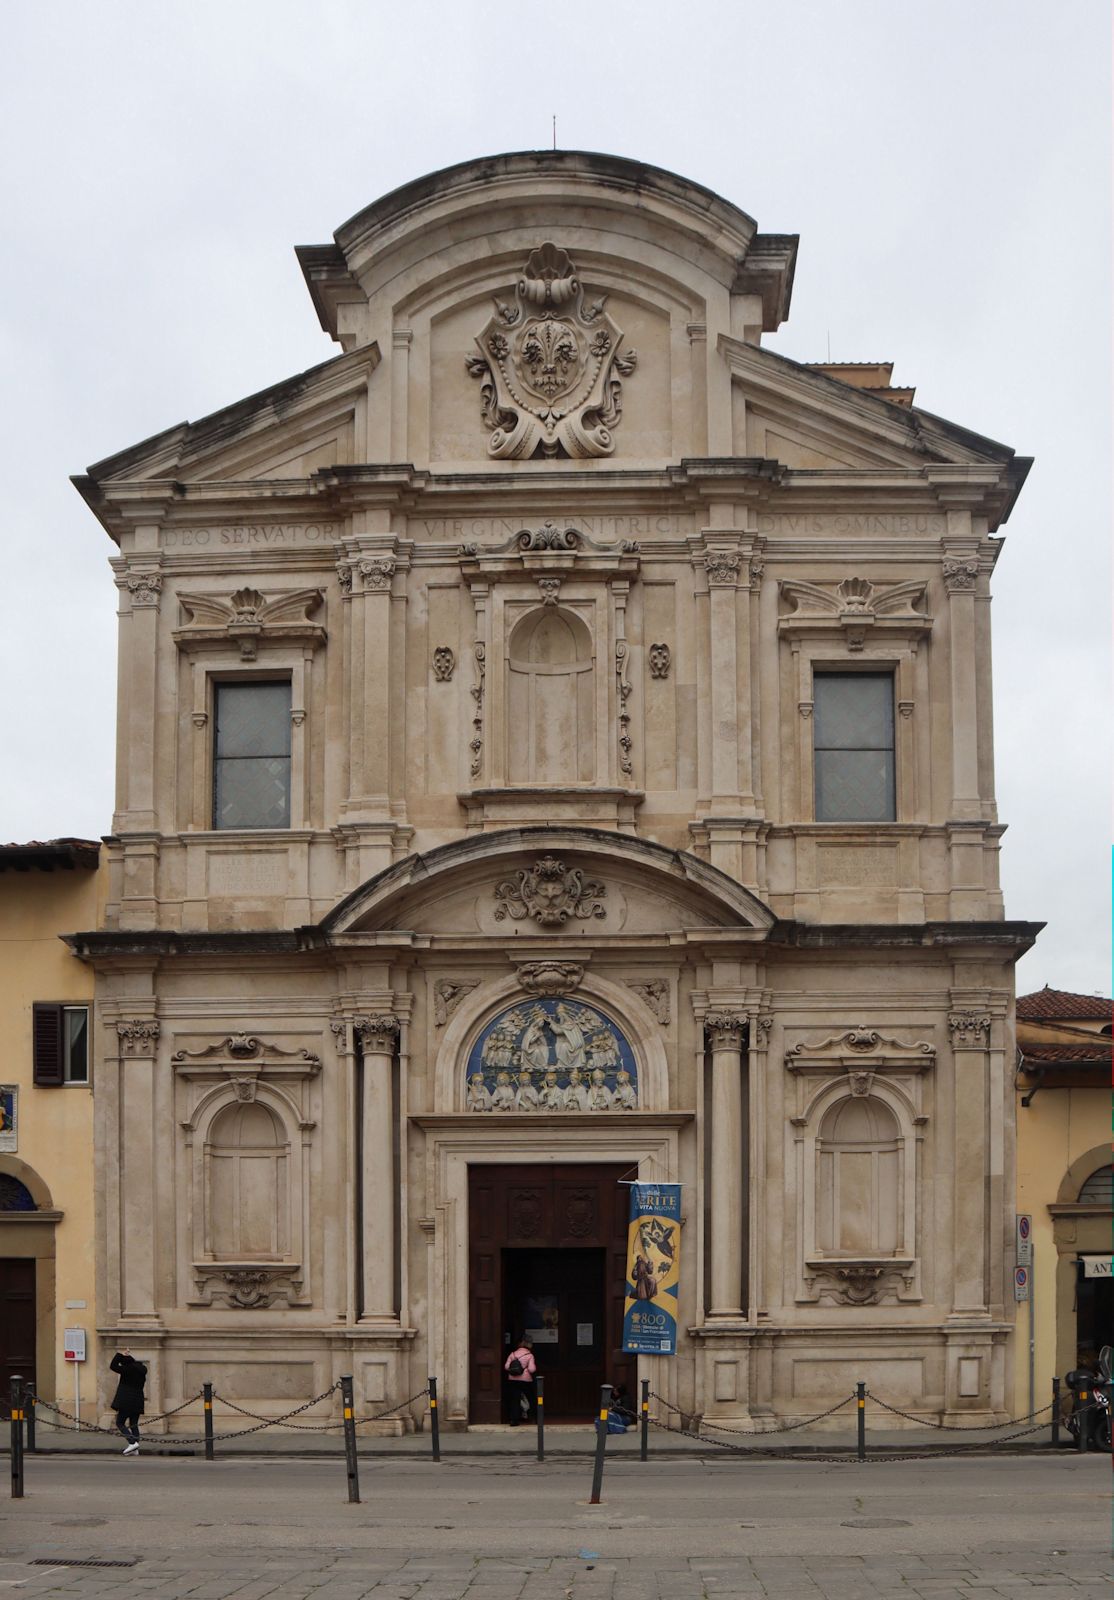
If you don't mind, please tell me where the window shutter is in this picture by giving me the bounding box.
[32,1003,64,1086]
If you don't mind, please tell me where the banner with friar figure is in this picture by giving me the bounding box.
[622,1182,681,1355]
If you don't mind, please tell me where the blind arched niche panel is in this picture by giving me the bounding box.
[507,607,595,784]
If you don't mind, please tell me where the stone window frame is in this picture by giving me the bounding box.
[788,641,921,823]
[178,648,316,834]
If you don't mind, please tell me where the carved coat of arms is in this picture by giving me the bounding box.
[466,243,637,460]
[493,855,606,926]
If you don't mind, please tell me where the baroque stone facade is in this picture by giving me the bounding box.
[71,152,1038,1432]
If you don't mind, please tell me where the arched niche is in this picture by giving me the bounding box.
[506,607,595,785]
[434,972,670,1114]
[206,1100,290,1261]
[793,1075,922,1306]
[180,1076,311,1309]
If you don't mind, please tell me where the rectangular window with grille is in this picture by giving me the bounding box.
[813,672,896,822]
[212,681,292,830]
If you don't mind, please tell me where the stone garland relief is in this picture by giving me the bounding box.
[466,996,639,1113]
[493,855,606,926]
[465,242,638,460]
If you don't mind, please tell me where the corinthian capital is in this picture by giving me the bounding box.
[355,1014,400,1052]
[948,1011,991,1047]
[116,1020,161,1055]
[704,1011,747,1049]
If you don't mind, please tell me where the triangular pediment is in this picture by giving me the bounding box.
[80,343,380,487]
[722,335,1020,474]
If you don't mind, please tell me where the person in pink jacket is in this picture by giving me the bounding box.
[504,1335,537,1425]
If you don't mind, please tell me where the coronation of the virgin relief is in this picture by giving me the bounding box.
[71,152,1039,1432]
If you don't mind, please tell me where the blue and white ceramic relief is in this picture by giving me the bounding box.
[466,997,639,1112]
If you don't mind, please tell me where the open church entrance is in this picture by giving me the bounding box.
[468,1164,634,1423]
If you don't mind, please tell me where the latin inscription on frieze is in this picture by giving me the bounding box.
[421,514,693,541]
[756,514,945,536]
[162,523,341,548]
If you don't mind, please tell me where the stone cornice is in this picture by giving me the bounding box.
[62,917,1045,964]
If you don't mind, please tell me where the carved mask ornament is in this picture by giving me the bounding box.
[467,243,637,460]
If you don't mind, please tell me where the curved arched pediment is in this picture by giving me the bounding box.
[322,827,774,939]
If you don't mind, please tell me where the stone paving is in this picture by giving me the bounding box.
[0,1456,1108,1598]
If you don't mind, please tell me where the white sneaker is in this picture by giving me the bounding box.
[123,1442,139,1455]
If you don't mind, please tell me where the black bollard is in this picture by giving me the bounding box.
[1076,1385,1089,1453]
[536,1375,544,1462]
[340,1374,360,1503]
[1051,1376,1060,1448]
[428,1376,441,1463]
[856,1382,866,1462]
[640,1379,649,1462]
[10,1377,24,1499]
[203,1382,214,1461]
[25,1391,35,1454]
[589,1384,613,1505]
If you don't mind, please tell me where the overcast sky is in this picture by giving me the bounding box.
[1,1,1108,996]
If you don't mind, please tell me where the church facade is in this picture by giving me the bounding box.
[72,152,1038,1430]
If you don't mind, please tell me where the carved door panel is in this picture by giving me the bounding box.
[467,1164,634,1423]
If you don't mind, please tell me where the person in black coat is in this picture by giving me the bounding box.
[109,1349,147,1455]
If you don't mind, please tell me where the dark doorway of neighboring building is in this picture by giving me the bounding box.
[503,1246,606,1420]
[0,1259,36,1416]
[1075,1267,1113,1370]
[467,1163,633,1424]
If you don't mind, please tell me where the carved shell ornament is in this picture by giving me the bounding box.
[466,243,637,460]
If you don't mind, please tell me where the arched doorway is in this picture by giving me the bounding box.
[0,1158,60,1411]
[1051,1149,1113,1377]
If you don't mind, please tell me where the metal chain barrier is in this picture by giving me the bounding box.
[27,1383,342,1445]
[210,1386,429,1431]
[25,1390,206,1435]
[650,1389,857,1436]
[647,1407,1067,1463]
[865,1391,1056,1431]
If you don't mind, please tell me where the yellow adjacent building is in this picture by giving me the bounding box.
[0,839,101,1422]
[1014,985,1112,1419]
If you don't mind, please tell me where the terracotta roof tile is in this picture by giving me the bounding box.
[1016,987,1112,1021]
[1019,1042,1112,1065]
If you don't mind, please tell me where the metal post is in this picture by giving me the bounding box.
[535,1374,544,1462]
[1076,1385,1088,1453]
[202,1383,214,1461]
[856,1382,866,1462]
[589,1383,613,1506]
[340,1374,360,1503]
[24,1391,35,1454]
[428,1376,441,1463]
[10,1377,24,1499]
[640,1378,649,1462]
[1050,1376,1060,1448]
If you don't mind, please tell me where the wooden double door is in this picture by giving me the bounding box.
[468,1164,633,1423]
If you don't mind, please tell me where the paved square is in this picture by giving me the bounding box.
[1,1455,1109,1598]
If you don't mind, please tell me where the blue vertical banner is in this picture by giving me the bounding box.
[622,1182,681,1355]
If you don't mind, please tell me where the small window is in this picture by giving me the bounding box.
[63,1007,89,1084]
[1078,1165,1113,1206]
[32,1002,90,1087]
[213,681,291,830]
[814,672,896,822]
